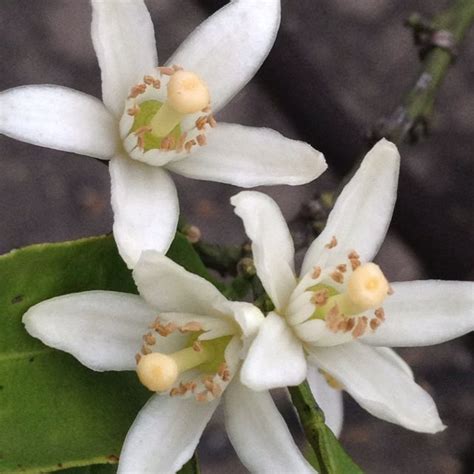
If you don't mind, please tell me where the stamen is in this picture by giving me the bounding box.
[352,316,368,338]
[128,83,147,99]
[179,322,203,333]
[311,266,322,279]
[374,307,385,321]
[325,236,338,249]
[196,134,207,146]
[330,270,344,284]
[311,289,329,306]
[370,318,382,331]
[158,66,176,76]
[127,104,140,116]
[337,264,347,273]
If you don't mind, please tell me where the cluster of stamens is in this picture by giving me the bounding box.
[309,236,392,340]
[124,65,216,155]
[135,316,230,402]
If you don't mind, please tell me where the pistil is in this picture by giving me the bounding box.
[137,344,214,392]
[150,70,210,138]
[317,263,390,317]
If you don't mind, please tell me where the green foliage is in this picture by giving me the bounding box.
[0,234,208,473]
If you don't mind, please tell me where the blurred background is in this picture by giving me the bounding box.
[0,0,473,472]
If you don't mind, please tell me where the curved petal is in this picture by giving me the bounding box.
[118,394,219,474]
[167,123,327,188]
[167,0,280,112]
[133,251,229,317]
[91,0,158,117]
[362,280,474,347]
[231,191,296,311]
[301,139,400,276]
[309,342,445,433]
[22,291,184,371]
[307,364,344,437]
[224,378,315,474]
[110,155,179,269]
[240,312,307,391]
[0,85,117,159]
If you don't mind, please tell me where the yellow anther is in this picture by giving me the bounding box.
[347,263,389,310]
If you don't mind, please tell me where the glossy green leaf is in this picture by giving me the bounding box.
[0,233,213,473]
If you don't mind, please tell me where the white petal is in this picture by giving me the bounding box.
[293,319,327,343]
[231,191,297,311]
[110,155,179,269]
[0,85,117,159]
[22,291,182,371]
[167,0,280,112]
[307,364,344,437]
[362,280,474,347]
[309,342,445,433]
[372,347,414,379]
[224,378,315,474]
[91,0,158,117]
[133,251,229,317]
[118,394,219,474]
[222,301,265,339]
[240,312,307,390]
[167,123,327,187]
[301,139,400,276]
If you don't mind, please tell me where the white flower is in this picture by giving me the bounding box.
[231,138,474,434]
[23,251,317,473]
[0,0,327,269]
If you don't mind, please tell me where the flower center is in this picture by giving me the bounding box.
[135,317,232,402]
[121,66,216,157]
[305,245,392,339]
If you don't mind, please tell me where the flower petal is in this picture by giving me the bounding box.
[231,191,297,311]
[240,312,307,391]
[133,251,229,317]
[309,342,445,433]
[167,123,327,187]
[118,394,219,474]
[167,0,280,112]
[91,0,158,117]
[307,364,344,437]
[301,139,400,276]
[224,378,315,474]
[0,85,117,159]
[362,280,474,347]
[22,291,183,371]
[110,155,179,269]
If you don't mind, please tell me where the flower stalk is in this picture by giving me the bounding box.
[288,382,363,474]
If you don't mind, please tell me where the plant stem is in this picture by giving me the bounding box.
[288,382,327,470]
[192,0,474,274]
[372,0,474,144]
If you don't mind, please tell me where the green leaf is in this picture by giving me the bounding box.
[289,382,364,474]
[0,233,213,473]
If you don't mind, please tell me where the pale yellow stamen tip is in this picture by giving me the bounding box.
[136,353,178,392]
[167,70,210,114]
[347,263,389,310]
